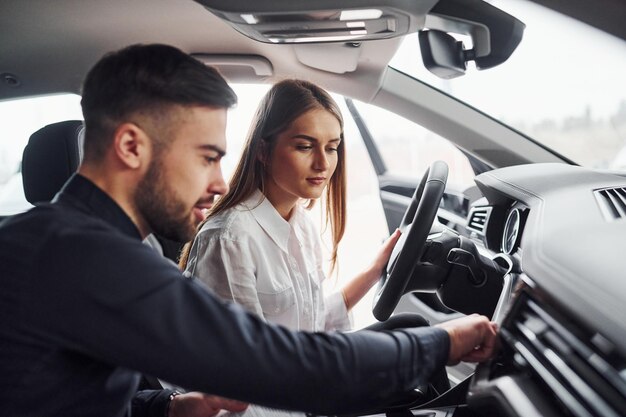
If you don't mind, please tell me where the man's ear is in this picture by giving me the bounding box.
[112,123,150,170]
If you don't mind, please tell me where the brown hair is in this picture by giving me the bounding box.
[81,44,236,162]
[179,79,346,272]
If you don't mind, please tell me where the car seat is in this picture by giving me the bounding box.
[21,120,84,205]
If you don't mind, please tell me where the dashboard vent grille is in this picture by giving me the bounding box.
[502,295,626,417]
[467,206,492,235]
[594,186,626,221]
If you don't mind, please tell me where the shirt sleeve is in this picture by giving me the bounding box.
[131,389,177,417]
[323,290,352,331]
[186,230,265,319]
[32,228,450,416]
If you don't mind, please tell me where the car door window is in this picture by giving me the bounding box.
[349,99,478,342]
[351,100,475,190]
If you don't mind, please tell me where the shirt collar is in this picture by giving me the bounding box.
[243,189,299,254]
[289,204,308,247]
[54,173,142,240]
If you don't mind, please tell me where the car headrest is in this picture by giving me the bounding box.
[22,120,84,204]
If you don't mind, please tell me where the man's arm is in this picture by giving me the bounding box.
[33,231,492,415]
[133,389,248,417]
[132,389,178,417]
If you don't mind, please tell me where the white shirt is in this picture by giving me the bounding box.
[185,190,351,331]
[142,233,163,255]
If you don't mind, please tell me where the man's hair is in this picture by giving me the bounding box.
[80,44,237,161]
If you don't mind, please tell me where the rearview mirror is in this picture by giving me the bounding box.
[419,0,525,78]
[418,29,468,79]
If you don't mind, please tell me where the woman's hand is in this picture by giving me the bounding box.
[370,228,402,278]
[341,229,401,310]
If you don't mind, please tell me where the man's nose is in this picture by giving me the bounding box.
[209,168,229,195]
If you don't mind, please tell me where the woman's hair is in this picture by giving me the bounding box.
[179,79,346,272]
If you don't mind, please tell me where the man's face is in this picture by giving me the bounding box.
[135,106,228,242]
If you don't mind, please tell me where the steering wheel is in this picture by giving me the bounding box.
[373,161,448,321]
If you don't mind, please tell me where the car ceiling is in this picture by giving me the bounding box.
[3,0,623,103]
[0,0,401,103]
[531,0,626,41]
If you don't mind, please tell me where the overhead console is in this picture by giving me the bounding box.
[192,0,439,44]
[194,0,524,78]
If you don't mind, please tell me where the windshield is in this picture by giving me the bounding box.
[390,0,626,169]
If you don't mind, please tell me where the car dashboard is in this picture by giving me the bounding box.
[352,163,626,417]
[462,163,626,417]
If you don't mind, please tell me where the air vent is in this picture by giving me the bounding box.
[502,296,626,417]
[467,206,492,235]
[594,186,626,221]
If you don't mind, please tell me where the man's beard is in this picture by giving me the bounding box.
[134,157,196,242]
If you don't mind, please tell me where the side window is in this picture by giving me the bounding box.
[223,84,271,178]
[352,100,475,190]
[348,100,478,327]
[331,97,390,328]
[0,94,83,216]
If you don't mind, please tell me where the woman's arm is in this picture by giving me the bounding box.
[341,229,401,310]
[187,232,265,319]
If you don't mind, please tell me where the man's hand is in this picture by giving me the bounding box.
[169,392,248,417]
[436,314,499,365]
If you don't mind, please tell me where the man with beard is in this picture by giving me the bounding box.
[0,44,499,417]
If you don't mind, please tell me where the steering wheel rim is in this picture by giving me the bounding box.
[373,161,449,321]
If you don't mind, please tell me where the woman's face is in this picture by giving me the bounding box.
[264,108,342,210]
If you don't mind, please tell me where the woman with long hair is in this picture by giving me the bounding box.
[179,79,400,331]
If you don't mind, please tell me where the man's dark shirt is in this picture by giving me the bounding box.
[0,174,449,416]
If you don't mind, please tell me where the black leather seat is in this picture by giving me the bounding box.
[21,120,84,204]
